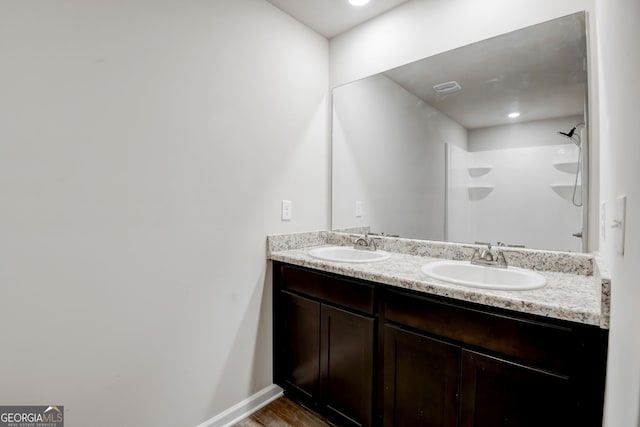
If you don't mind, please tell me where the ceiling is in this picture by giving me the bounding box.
[383,13,587,129]
[265,0,410,38]
[265,2,587,129]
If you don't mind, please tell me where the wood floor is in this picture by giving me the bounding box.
[233,396,335,427]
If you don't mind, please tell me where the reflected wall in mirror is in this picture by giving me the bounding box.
[332,12,588,252]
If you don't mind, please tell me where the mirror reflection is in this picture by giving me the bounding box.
[331,12,588,252]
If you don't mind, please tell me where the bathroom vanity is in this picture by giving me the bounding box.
[272,11,604,426]
[269,232,609,427]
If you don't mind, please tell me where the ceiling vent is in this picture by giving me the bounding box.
[432,81,462,94]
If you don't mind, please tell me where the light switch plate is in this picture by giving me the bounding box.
[281,200,292,221]
[613,195,626,255]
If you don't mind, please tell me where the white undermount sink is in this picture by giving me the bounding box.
[421,260,547,291]
[308,246,391,263]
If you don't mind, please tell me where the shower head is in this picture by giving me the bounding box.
[557,124,583,146]
[558,127,577,139]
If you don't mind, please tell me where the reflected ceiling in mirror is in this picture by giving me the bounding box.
[331,12,588,252]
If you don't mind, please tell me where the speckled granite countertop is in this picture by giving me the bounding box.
[267,231,610,329]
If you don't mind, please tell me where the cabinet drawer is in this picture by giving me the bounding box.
[280,265,375,315]
[384,289,574,374]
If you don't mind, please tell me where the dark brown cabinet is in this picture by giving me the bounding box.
[278,291,321,400]
[459,350,571,427]
[321,304,375,426]
[383,325,459,427]
[382,288,607,427]
[382,324,574,427]
[274,264,376,427]
[273,262,608,427]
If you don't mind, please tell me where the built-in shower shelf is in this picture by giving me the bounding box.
[468,185,495,200]
[553,161,579,174]
[468,166,492,177]
[551,184,582,202]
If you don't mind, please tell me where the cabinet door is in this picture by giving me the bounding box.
[383,325,459,427]
[460,350,572,427]
[277,291,321,401]
[321,304,375,427]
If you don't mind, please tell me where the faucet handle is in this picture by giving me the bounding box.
[350,233,380,250]
[350,234,364,246]
[480,247,494,261]
[497,241,525,249]
[369,237,381,250]
[495,250,508,268]
[475,241,493,255]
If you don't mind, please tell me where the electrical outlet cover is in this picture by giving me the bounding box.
[600,202,606,240]
[355,201,363,217]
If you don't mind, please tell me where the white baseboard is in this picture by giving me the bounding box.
[196,384,284,427]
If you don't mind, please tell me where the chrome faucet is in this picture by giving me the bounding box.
[352,233,380,251]
[470,243,508,268]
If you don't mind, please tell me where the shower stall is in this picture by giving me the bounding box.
[445,118,588,252]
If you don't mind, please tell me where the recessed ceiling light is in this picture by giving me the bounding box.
[349,0,370,6]
[508,112,521,118]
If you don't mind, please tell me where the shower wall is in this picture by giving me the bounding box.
[447,116,584,252]
[446,144,471,243]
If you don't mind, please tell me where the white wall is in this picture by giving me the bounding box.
[332,74,467,239]
[595,0,640,425]
[0,1,328,426]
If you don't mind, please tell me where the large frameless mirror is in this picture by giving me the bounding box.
[331,12,588,252]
